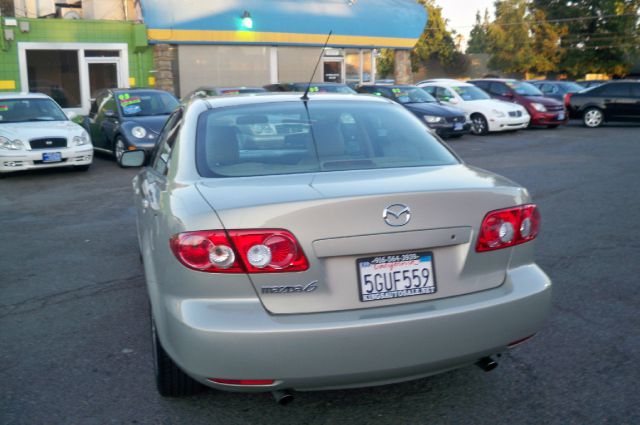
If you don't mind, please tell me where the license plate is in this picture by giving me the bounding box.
[357,252,437,302]
[557,112,565,120]
[454,123,463,130]
[42,152,62,163]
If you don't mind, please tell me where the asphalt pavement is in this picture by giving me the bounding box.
[1,122,639,424]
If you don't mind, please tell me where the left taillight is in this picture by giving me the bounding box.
[476,204,540,252]
[564,92,573,108]
[169,229,309,273]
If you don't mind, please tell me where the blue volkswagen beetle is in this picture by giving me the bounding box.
[85,88,178,166]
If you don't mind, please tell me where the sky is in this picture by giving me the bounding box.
[438,0,495,47]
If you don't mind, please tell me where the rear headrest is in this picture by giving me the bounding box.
[207,125,239,166]
[236,115,268,125]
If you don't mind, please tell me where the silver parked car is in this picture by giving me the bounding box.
[123,93,551,401]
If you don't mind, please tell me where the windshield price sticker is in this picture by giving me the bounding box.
[0,105,8,111]
[357,252,436,302]
[118,93,141,107]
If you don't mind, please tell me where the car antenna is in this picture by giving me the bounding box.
[302,30,332,101]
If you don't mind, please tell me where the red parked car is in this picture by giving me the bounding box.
[469,79,567,128]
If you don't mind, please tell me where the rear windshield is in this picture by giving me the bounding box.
[195,101,458,177]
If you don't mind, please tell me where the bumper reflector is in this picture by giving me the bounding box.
[208,378,275,386]
[508,334,536,348]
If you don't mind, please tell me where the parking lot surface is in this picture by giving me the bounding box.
[1,122,640,424]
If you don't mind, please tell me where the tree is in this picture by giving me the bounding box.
[486,0,565,76]
[532,0,640,76]
[412,0,468,75]
[376,0,469,78]
[467,9,491,54]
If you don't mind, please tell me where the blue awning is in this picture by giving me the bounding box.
[141,0,427,49]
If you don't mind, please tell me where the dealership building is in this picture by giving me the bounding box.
[140,0,426,96]
[0,0,426,111]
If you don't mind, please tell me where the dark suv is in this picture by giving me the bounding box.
[356,85,470,138]
[567,81,640,127]
[469,79,567,128]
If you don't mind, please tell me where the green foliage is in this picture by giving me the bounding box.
[412,0,469,75]
[467,9,491,54]
[376,48,396,78]
[486,0,565,75]
[532,0,640,76]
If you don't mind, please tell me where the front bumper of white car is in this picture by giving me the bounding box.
[0,145,93,173]
[487,114,530,132]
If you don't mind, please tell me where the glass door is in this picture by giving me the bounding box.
[322,59,344,83]
[88,63,119,99]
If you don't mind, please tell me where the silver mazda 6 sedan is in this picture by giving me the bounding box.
[123,92,551,401]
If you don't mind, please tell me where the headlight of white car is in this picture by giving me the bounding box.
[131,126,147,139]
[72,131,90,146]
[0,136,24,150]
[531,102,547,112]
[492,109,506,118]
[423,115,444,124]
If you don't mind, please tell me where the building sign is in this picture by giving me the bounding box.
[141,0,426,48]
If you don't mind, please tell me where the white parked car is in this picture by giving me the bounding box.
[0,93,92,175]
[418,80,530,135]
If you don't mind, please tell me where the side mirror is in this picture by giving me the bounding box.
[105,109,117,118]
[448,97,459,104]
[120,150,146,167]
[504,92,514,98]
[65,111,78,120]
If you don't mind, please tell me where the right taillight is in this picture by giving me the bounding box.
[169,229,309,273]
[476,204,540,252]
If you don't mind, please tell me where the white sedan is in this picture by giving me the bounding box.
[418,80,530,135]
[0,93,92,175]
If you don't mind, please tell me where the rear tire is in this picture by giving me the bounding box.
[470,114,489,135]
[583,107,603,128]
[151,313,202,397]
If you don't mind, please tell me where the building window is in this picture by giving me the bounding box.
[345,49,360,85]
[26,50,81,108]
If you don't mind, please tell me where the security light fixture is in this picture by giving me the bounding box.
[241,11,253,29]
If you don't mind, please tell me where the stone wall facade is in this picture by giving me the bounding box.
[153,44,177,95]
[393,49,412,84]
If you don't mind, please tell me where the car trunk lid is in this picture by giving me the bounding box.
[196,164,528,314]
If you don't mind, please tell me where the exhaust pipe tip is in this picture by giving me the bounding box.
[272,390,294,406]
[476,356,498,372]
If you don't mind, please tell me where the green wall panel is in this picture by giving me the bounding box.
[0,18,153,91]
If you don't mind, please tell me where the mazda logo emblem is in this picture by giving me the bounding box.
[383,204,411,227]
[45,140,53,145]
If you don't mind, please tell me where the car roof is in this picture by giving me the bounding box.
[421,80,474,87]
[468,78,516,83]
[359,84,417,89]
[200,92,391,109]
[0,92,52,100]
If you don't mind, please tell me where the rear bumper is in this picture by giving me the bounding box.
[0,147,93,173]
[157,263,552,392]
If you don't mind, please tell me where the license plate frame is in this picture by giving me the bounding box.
[454,123,463,131]
[357,252,437,302]
[557,112,565,120]
[42,152,62,163]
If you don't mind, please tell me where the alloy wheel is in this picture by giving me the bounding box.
[584,109,603,128]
